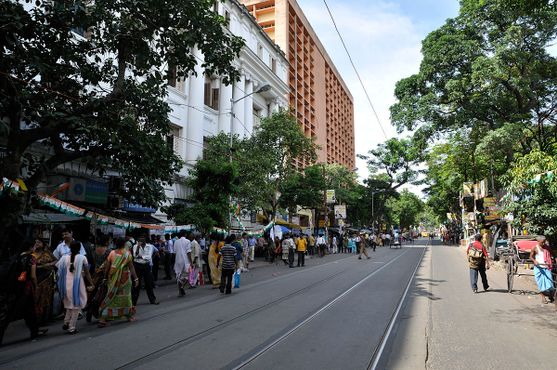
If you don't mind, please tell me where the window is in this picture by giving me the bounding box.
[167,63,177,88]
[167,126,181,155]
[212,1,219,14]
[224,10,230,30]
[271,57,277,73]
[203,76,220,110]
[258,43,263,58]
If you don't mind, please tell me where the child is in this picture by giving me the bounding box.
[57,241,94,334]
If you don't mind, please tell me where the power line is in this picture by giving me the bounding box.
[322,0,389,140]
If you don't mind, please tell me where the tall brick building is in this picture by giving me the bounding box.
[240,0,355,169]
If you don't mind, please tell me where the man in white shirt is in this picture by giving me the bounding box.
[174,230,193,297]
[131,237,159,305]
[53,228,86,260]
[316,235,326,257]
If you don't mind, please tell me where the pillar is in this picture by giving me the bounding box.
[218,79,233,134]
[243,79,253,138]
[186,48,205,163]
[232,73,245,137]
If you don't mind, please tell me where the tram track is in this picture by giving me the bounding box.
[115,264,356,369]
[229,249,413,370]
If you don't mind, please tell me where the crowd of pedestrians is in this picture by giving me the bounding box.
[0,227,403,346]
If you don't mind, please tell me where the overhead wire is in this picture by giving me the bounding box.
[322,0,389,140]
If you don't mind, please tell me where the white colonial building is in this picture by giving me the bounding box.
[162,0,289,210]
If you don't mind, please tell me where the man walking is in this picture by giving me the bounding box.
[217,235,238,295]
[358,233,370,260]
[132,237,159,305]
[467,233,490,293]
[174,230,193,297]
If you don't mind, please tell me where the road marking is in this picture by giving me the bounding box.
[367,242,429,370]
[232,249,411,370]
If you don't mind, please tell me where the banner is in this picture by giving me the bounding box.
[326,189,336,204]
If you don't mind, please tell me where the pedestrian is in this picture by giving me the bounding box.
[217,235,239,295]
[309,234,315,256]
[241,233,249,271]
[467,234,490,293]
[162,234,173,280]
[174,230,193,297]
[209,234,224,289]
[358,233,371,260]
[332,235,338,254]
[316,234,326,257]
[131,237,159,305]
[348,236,356,253]
[31,238,57,325]
[248,235,256,263]
[85,234,110,322]
[151,235,161,282]
[273,236,281,264]
[530,235,555,304]
[98,238,139,327]
[0,240,49,345]
[53,228,86,260]
[57,241,94,334]
[296,235,307,267]
[189,233,202,288]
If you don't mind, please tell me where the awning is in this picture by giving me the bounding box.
[22,212,84,224]
[275,219,302,229]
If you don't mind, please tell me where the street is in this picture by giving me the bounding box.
[2,239,556,370]
[0,242,426,370]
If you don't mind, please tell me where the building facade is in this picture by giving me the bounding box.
[240,0,355,169]
[163,0,290,206]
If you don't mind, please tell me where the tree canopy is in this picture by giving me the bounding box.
[0,0,243,248]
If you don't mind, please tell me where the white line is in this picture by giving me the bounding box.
[368,242,429,370]
[233,250,410,370]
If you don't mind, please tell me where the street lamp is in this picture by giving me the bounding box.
[228,82,272,230]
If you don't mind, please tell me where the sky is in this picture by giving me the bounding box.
[296,0,460,192]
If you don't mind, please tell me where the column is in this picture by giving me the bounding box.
[218,79,233,134]
[186,47,205,163]
[243,79,253,138]
[232,73,245,137]
[268,99,278,117]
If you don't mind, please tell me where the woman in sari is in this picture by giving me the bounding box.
[31,238,56,324]
[208,234,224,289]
[98,238,139,327]
[86,235,110,322]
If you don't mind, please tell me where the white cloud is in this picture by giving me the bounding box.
[297,0,456,195]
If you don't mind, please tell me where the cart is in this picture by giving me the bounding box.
[501,236,556,296]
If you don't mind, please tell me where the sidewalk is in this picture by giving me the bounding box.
[386,242,557,370]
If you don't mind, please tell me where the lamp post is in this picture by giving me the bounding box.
[228,82,272,230]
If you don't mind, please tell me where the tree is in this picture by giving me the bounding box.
[505,150,557,238]
[391,0,557,155]
[359,138,423,191]
[168,160,239,232]
[386,190,424,230]
[0,0,243,249]
[248,110,317,220]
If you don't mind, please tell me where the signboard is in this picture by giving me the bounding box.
[326,190,336,204]
[334,204,347,219]
[67,178,108,205]
[463,182,473,197]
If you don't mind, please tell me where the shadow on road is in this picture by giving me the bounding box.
[411,277,444,301]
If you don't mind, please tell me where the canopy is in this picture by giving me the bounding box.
[22,212,83,225]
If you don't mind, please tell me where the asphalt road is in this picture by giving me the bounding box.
[0,241,428,370]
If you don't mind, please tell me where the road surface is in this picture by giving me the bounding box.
[0,241,426,369]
